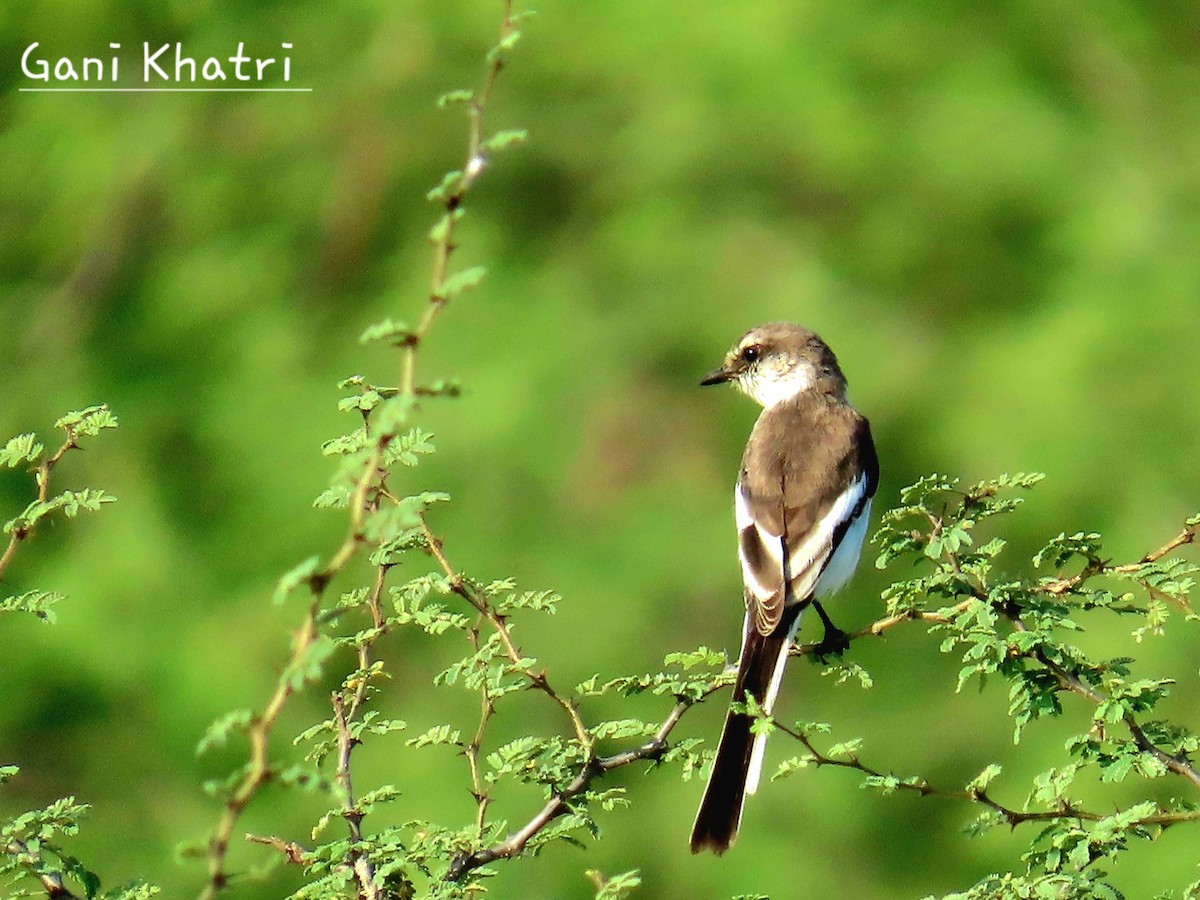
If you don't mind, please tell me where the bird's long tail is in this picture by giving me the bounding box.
[689,605,803,855]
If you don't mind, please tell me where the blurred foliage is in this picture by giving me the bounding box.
[2,0,1200,897]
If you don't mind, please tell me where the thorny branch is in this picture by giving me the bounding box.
[943,517,1200,791]
[0,424,89,582]
[446,689,710,881]
[401,0,517,399]
[421,520,592,754]
[5,840,80,899]
[446,513,1198,882]
[771,721,1200,832]
[200,5,522,895]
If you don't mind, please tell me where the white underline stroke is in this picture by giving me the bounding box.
[19,87,313,93]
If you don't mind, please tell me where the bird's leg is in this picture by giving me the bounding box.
[810,599,850,660]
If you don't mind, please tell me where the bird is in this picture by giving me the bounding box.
[690,322,879,855]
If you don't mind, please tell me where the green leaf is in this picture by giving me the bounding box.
[428,207,465,242]
[4,489,116,533]
[862,773,902,794]
[427,169,463,203]
[405,724,462,749]
[58,853,102,898]
[359,319,415,346]
[274,555,321,604]
[590,719,656,741]
[772,756,814,781]
[486,28,523,62]
[663,646,727,669]
[55,404,118,437]
[312,485,351,509]
[437,88,473,108]
[483,129,528,153]
[1033,532,1103,570]
[966,764,1003,793]
[0,590,64,623]
[337,390,383,414]
[589,868,642,900]
[196,709,254,756]
[59,488,117,517]
[439,266,487,298]
[385,427,437,468]
[827,738,863,758]
[321,428,368,456]
[821,661,874,689]
[0,433,43,467]
[493,588,561,615]
[282,635,336,690]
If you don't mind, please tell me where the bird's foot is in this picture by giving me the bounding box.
[810,600,851,661]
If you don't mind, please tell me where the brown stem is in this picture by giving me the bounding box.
[0,434,78,583]
[771,721,1200,831]
[447,691,704,882]
[421,520,593,753]
[401,0,516,399]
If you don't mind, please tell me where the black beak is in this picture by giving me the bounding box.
[700,366,733,387]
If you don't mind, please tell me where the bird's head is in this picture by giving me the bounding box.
[701,322,847,408]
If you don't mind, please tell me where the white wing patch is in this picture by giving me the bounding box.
[739,481,872,795]
[735,474,870,631]
[782,475,868,602]
[735,485,783,605]
[815,497,872,598]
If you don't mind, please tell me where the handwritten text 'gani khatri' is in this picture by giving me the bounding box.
[21,42,295,85]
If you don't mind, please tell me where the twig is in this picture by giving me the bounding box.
[421,520,593,753]
[464,619,497,833]
[201,605,320,899]
[770,721,1200,831]
[0,431,80,582]
[5,839,81,899]
[915,513,1200,794]
[245,833,310,865]
[445,508,1200,883]
[447,690,705,881]
[334,691,384,900]
[401,0,516,399]
[201,449,384,899]
[1040,523,1197,597]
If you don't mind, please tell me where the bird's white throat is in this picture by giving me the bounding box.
[738,361,814,409]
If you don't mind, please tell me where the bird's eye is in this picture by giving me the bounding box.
[740,345,763,364]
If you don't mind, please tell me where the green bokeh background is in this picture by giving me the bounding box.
[2,0,1198,897]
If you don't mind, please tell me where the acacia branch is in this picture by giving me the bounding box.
[334,690,385,900]
[771,721,1200,832]
[421,520,593,753]
[201,605,320,899]
[444,509,1199,885]
[5,839,80,899]
[400,0,516,399]
[245,833,310,865]
[0,430,82,582]
[464,619,497,833]
[447,688,711,881]
[1014,627,1200,790]
[204,4,523,889]
[200,449,386,898]
[1039,522,1197,597]
[918,512,1200,793]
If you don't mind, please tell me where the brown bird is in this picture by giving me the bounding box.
[691,322,878,855]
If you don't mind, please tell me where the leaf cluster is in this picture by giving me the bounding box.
[1,412,155,897]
